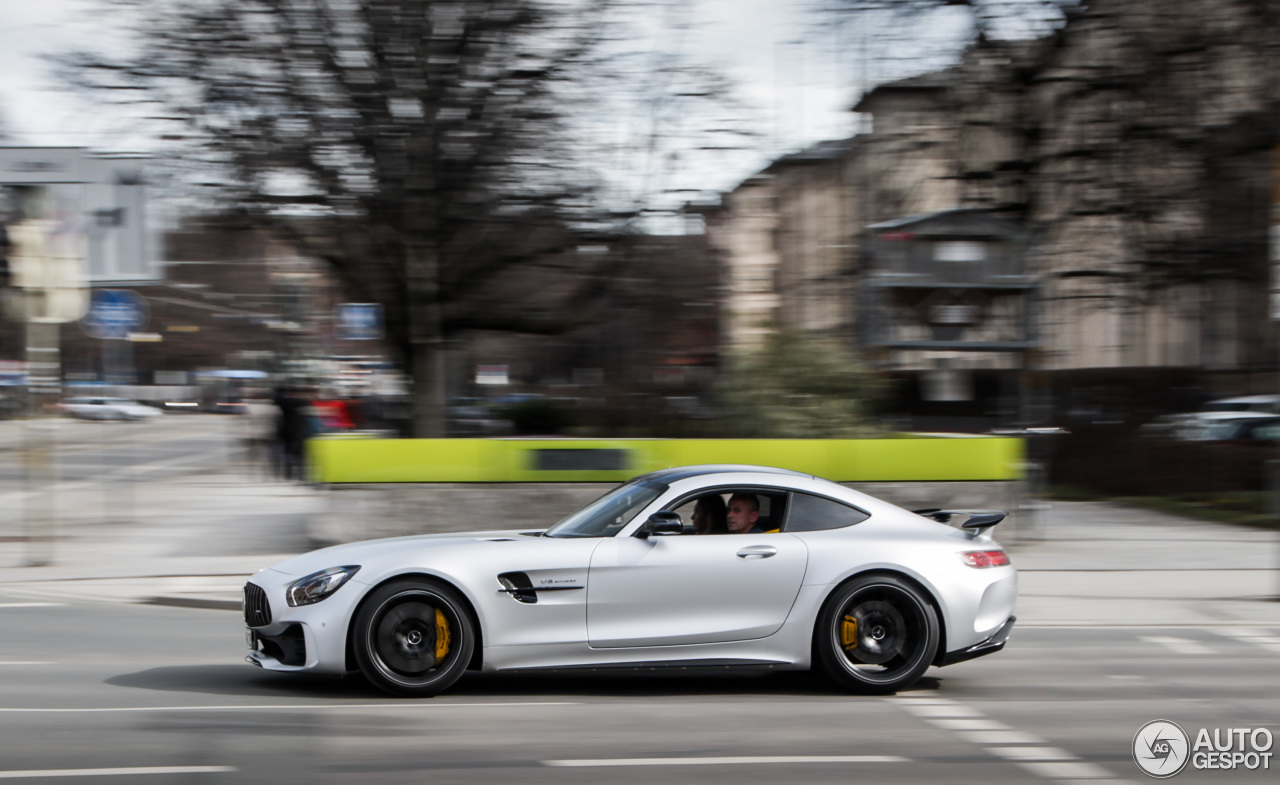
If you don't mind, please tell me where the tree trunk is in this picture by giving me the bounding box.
[410,335,447,438]
[407,240,447,438]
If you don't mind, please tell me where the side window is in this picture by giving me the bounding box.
[1254,424,1280,441]
[668,489,788,534]
[756,493,786,532]
[784,492,870,532]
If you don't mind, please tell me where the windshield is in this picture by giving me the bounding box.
[543,479,667,538]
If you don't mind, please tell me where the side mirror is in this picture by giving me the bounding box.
[639,511,683,538]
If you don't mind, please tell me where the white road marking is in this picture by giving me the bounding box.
[886,697,1127,782]
[1219,627,1258,638]
[1015,760,1117,779]
[0,662,51,666]
[0,767,235,779]
[542,756,908,767]
[899,704,984,718]
[0,603,63,609]
[986,746,1078,761]
[957,730,1045,746]
[1141,635,1214,655]
[928,718,1013,731]
[1218,628,1280,655]
[0,702,576,713]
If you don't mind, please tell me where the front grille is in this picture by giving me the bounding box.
[243,582,272,627]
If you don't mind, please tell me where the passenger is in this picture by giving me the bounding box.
[691,495,728,534]
[727,492,765,533]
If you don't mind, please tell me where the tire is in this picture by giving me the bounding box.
[815,574,939,695]
[352,578,475,698]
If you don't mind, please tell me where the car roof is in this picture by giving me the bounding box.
[630,464,813,485]
[1195,411,1276,421]
[633,464,910,520]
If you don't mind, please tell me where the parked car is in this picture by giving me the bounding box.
[445,396,505,435]
[1199,394,1280,415]
[58,397,163,421]
[1142,411,1278,441]
[1143,394,1280,440]
[1194,414,1280,443]
[243,464,1016,697]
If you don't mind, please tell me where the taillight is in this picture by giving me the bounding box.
[960,550,1010,568]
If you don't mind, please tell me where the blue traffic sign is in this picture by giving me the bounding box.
[336,303,383,341]
[82,289,148,340]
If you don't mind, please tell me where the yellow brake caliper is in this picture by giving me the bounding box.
[435,608,452,661]
[841,614,858,650]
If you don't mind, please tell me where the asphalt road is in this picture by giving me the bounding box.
[0,598,1276,784]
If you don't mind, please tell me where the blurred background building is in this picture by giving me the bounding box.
[706,0,1280,436]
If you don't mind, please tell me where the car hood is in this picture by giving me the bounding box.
[260,529,544,579]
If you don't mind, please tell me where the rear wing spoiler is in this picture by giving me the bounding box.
[913,508,1007,536]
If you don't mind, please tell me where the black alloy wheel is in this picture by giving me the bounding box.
[352,578,475,698]
[815,574,939,694]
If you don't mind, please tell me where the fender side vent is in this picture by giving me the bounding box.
[497,571,537,604]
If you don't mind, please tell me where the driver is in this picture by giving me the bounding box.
[727,493,765,533]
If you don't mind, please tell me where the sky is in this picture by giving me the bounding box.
[0,2,95,146]
[687,0,865,160]
[0,0,972,199]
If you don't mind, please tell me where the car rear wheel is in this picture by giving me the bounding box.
[352,578,475,698]
[815,574,939,694]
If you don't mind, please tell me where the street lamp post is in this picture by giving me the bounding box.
[7,198,88,566]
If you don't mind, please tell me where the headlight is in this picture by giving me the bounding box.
[286,565,361,607]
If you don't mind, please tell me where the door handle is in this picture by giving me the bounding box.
[736,545,777,559]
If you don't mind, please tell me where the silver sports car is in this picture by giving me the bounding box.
[243,465,1016,696]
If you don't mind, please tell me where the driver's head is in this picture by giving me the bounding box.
[726,493,760,533]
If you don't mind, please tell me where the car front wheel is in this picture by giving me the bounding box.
[815,574,939,694]
[352,578,475,698]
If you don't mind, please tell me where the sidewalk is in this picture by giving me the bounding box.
[0,461,319,611]
[0,462,1278,628]
[1010,501,1280,627]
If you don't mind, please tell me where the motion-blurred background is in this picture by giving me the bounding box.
[1,0,1279,520]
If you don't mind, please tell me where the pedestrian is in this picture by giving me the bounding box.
[275,385,318,481]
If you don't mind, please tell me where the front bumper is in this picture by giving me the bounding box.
[245,624,308,668]
[242,572,362,675]
[937,615,1015,667]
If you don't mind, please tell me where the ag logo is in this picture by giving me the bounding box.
[1134,720,1190,778]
